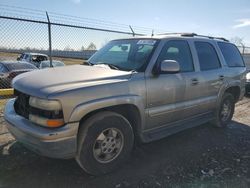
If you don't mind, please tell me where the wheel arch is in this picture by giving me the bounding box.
[69,95,145,142]
[224,86,241,102]
[217,81,242,104]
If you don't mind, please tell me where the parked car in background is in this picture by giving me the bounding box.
[39,60,65,69]
[0,61,37,88]
[17,53,48,67]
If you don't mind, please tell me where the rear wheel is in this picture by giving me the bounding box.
[212,93,235,128]
[76,111,134,175]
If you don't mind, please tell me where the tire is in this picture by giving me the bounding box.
[75,111,134,175]
[212,93,235,128]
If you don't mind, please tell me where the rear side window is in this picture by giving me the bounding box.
[218,42,245,67]
[195,42,221,71]
[20,54,24,59]
[157,40,194,72]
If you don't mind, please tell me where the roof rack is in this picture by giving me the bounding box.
[157,32,229,42]
[181,33,229,42]
[158,32,194,36]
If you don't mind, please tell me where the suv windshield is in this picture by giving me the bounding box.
[88,39,159,71]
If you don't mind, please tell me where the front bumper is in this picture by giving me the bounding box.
[4,99,79,159]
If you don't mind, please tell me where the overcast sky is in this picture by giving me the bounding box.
[1,0,250,46]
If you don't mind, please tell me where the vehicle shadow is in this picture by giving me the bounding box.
[1,121,250,188]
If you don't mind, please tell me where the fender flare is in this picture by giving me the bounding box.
[68,95,145,130]
[216,80,241,107]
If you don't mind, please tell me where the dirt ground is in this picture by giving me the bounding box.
[0,98,250,188]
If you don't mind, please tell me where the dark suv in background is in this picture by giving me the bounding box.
[0,61,37,88]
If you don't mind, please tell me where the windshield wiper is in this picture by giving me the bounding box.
[82,61,93,66]
[94,63,121,70]
[89,62,132,72]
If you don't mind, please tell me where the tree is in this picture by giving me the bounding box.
[86,42,97,50]
[230,37,246,54]
[64,45,74,51]
[80,46,85,51]
[101,39,109,48]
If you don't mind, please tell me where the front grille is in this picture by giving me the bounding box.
[14,90,30,119]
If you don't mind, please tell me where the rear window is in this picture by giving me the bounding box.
[218,42,245,67]
[5,63,37,70]
[32,55,48,62]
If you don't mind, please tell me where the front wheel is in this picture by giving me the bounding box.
[212,93,235,128]
[76,111,134,175]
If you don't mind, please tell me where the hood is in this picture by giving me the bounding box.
[13,65,132,98]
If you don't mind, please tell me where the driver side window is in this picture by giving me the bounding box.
[157,40,194,72]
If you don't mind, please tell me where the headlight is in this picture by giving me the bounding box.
[246,73,250,82]
[29,96,64,127]
[29,96,62,110]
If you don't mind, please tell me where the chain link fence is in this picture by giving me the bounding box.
[237,46,250,69]
[0,4,158,106]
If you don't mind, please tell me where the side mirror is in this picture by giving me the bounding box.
[154,60,180,74]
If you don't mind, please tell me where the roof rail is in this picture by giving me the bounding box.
[157,32,194,36]
[157,32,229,42]
[180,33,229,42]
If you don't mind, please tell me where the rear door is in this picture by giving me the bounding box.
[217,42,246,94]
[187,41,225,114]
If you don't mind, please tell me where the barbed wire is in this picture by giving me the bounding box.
[0,4,169,35]
[0,4,46,13]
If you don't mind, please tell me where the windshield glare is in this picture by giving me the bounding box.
[88,39,158,71]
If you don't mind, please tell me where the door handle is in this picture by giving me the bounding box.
[191,78,199,85]
[219,75,224,81]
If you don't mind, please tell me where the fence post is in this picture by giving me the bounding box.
[46,12,52,67]
[129,25,135,37]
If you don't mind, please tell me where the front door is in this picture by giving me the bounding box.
[145,40,196,130]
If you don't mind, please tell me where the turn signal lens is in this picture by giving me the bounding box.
[29,114,64,128]
[47,119,64,128]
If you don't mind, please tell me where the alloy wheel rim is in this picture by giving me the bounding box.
[93,128,124,163]
[220,99,232,122]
